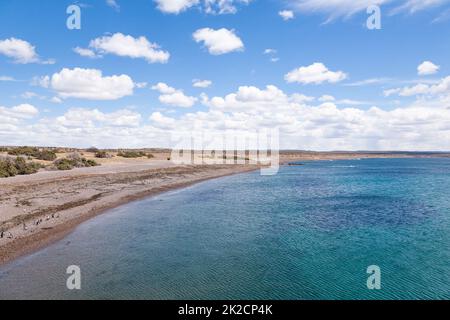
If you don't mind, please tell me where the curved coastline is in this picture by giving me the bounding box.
[0,164,260,266]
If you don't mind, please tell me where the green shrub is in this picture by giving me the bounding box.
[117,151,146,158]
[34,150,57,161]
[0,158,18,177]
[146,154,155,159]
[0,157,42,178]
[95,151,110,158]
[54,158,74,170]
[86,147,99,153]
[14,157,41,175]
[8,146,39,157]
[7,147,56,161]
[53,156,100,171]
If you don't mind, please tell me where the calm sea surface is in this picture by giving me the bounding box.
[0,158,449,299]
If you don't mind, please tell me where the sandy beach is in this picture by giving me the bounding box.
[0,161,260,265]
[1,151,449,266]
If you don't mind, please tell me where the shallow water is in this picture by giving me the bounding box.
[0,158,449,299]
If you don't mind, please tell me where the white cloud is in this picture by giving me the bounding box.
[279,10,295,20]
[0,76,16,82]
[391,0,449,14]
[56,108,141,128]
[155,0,199,14]
[263,48,277,54]
[384,76,450,97]
[149,112,176,129]
[319,95,335,102]
[152,82,197,107]
[193,28,244,55]
[73,47,98,58]
[3,85,450,151]
[77,33,170,64]
[204,0,251,14]
[289,0,449,21]
[50,68,135,100]
[285,63,347,85]
[418,61,440,75]
[31,75,50,88]
[0,38,54,64]
[344,78,392,86]
[152,84,450,151]
[193,79,212,88]
[21,91,40,99]
[106,0,120,10]
[154,0,251,14]
[0,104,39,125]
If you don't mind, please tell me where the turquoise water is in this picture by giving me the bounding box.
[0,158,449,300]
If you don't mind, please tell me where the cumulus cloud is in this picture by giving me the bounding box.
[285,62,347,85]
[193,79,212,88]
[56,108,141,128]
[49,68,135,100]
[2,84,450,150]
[0,104,39,127]
[418,61,440,75]
[193,28,244,55]
[279,10,295,20]
[75,33,170,63]
[149,84,450,151]
[73,47,98,58]
[155,0,199,13]
[384,76,450,97]
[152,82,197,107]
[0,38,54,64]
[154,0,251,14]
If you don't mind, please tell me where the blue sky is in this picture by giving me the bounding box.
[1,0,450,150]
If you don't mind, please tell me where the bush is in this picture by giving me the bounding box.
[86,147,99,153]
[95,151,111,158]
[14,157,41,175]
[54,158,74,171]
[35,150,57,161]
[0,158,18,177]
[7,147,56,161]
[0,157,42,178]
[8,146,39,157]
[53,156,100,171]
[147,154,155,159]
[117,151,146,158]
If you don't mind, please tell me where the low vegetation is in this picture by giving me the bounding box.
[7,146,57,161]
[117,150,147,158]
[95,150,112,158]
[53,153,99,171]
[0,157,43,178]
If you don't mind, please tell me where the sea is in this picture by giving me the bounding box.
[0,158,449,299]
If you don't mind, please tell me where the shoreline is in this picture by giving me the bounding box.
[0,165,259,266]
[1,153,450,267]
